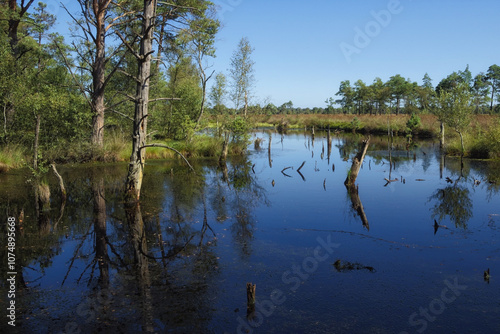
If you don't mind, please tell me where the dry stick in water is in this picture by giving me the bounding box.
[50,163,66,201]
[281,166,293,177]
[297,161,306,172]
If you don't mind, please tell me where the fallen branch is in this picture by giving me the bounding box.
[140,144,194,172]
[384,177,399,187]
[281,166,293,178]
[297,161,306,172]
[50,163,67,201]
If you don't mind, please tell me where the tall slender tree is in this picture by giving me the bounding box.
[486,64,500,111]
[60,0,130,148]
[229,37,255,116]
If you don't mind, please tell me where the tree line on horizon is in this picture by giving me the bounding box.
[210,65,500,117]
[329,65,500,116]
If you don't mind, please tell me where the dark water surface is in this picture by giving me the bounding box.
[1,131,500,333]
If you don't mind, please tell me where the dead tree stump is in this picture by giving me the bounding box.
[344,137,370,186]
[246,282,256,317]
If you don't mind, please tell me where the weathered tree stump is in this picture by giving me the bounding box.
[344,137,370,186]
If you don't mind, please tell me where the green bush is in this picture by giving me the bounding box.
[406,113,422,134]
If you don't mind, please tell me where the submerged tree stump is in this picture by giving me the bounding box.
[246,282,256,317]
[344,137,370,186]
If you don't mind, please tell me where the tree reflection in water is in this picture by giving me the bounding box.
[429,179,473,229]
[219,157,268,259]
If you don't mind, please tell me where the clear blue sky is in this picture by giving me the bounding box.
[48,0,500,108]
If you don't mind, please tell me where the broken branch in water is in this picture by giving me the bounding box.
[384,177,399,186]
[297,161,306,172]
[281,166,293,177]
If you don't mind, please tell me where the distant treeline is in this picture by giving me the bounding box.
[218,65,500,116]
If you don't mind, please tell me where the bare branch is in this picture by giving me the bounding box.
[106,109,134,122]
[118,68,141,84]
[140,144,194,172]
[148,98,181,103]
[62,2,97,45]
[53,39,93,110]
[116,31,140,60]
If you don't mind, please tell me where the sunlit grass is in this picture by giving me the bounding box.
[0,144,27,171]
[250,114,439,137]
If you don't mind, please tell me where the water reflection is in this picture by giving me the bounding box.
[429,180,473,229]
[346,185,370,230]
[220,157,268,259]
[1,132,500,333]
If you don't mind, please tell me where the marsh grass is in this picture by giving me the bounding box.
[251,114,438,137]
[0,144,27,171]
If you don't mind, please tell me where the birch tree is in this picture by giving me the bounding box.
[229,37,255,116]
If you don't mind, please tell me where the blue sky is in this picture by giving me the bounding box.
[48,0,500,108]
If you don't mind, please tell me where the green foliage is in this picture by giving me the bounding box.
[405,113,422,135]
[0,145,26,169]
[351,117,361,133]
[469,119,500,159]
[170,112,196,141]
[209,72,227,112]
[228,116,250,144]
[229,37,255,112]
[437,83,474,134]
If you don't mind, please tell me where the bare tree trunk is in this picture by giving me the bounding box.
[196,78,208,127]
[125,0,156,201]
[91,1,109,147]
[219,131,230,166]
[33,114,40,170]
[458,131,465,157]
[440,121,445,149]
[344,137,370,186]
[244,90,248,117]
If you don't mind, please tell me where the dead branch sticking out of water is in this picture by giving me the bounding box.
[268,133,272,168]
[281,166,292,177]
[384,178,399,187]
[50,163,67,201]
[344,137,370,186]
[297,161,306,172]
